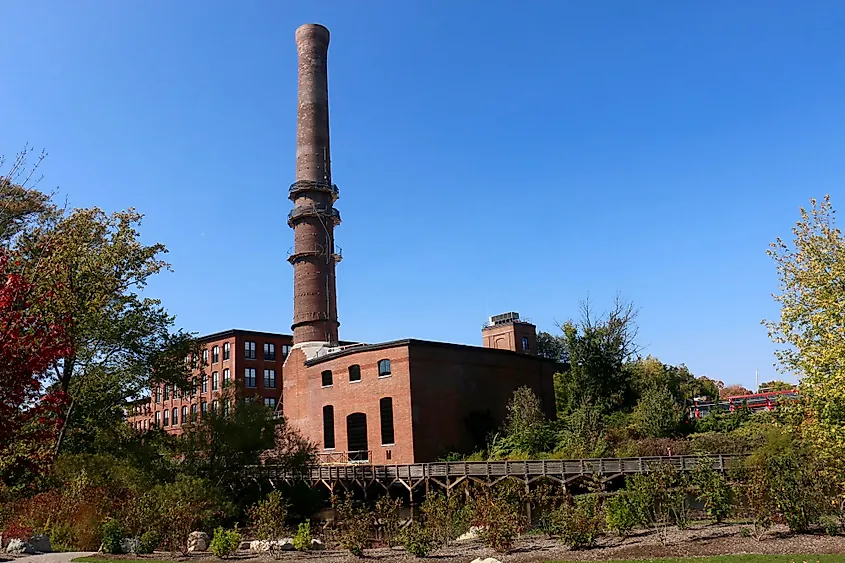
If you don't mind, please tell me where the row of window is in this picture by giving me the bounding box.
[154,369,278,402]
[195,342,293,365]
[153,397,278,427]
[321,359,392,387]
[322,397,395,449]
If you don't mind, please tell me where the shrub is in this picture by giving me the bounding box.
[100,518,124,555]
[479,500,523,553]
[739,527,751,538]
[373,495,402,547]
[554,495,603,549]
[401,521,434,557]
[249,490,288,541]
[137,529,161,554]
[420,491,470,546]
[292,520,312,551]
[604,493,638,538]
[692,460,733,523]
[209,526,241,559]
[821,515,841,536]
[332,494,371,557]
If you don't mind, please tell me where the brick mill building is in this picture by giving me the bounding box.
[129,23,561,464]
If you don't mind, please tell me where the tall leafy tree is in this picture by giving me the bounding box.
[765,195,845,477]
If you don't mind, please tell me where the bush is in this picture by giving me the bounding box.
[479,501,523,553]
[249,490,288,541]
[692,460,733,523]
[100,518,124,555]
[821,515,841,536]
[292,520,312,551]
[401,521,434,557]
[554,495,603,549]
[332,495,371,557]
[604,493,638,538]
[373,495,402,547]
[209,526,241,559]
[137,529,161,554]
[420,491,470,546]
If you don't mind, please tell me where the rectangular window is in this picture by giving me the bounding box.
[154,387,160,403]
[172,407,178,425]
[245,368,256,388]
[321,370,333,387]
[522,336,529,352]
[155,411,161,426]
[245,341,256,359]
[191,377,197,396]
[202,374,208,393]
[264,343,275,361]
[348,364,361,382]
[163,386,169,401]
[264,369,276,389]
[201,401,208,414]
[264,397,276,409]
[212,345,219,363]
[282,344,291,359]
[181,406,187,425]
[223,342,230,360]
[323,405,335,449]
[223,368,230,385]
[212,399,219,413]
[212,371,219,391]
[202,349,209,364]
[162,410,168,426]
[223,400,230,417]
[378,359,392,377]
[380,397,395,445]
[191,403,197,421]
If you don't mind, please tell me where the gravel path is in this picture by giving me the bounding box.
[11,553,94,563]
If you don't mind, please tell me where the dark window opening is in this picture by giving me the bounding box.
[245,341,256,359]
[346,412,368,461]
[378,359,391,377]
[323,405,335,449]
[348,364,361,382]
[212,346,219,363]
[321,370,333,387]
[380,397,395,445]
[223,342,230,360]
[264,343,275,361]
[522,336,529,352]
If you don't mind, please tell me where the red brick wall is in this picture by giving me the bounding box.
[283,344,413,464]
[129,331,293,434]
[481,322,537,355]
[408,342,556,462]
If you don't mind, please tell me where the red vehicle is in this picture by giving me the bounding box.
[689,389,798,419]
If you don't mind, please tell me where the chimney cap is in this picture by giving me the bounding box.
[296,23,330,45]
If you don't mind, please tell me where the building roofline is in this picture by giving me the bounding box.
[193,329,294,342]
[305,337,566,367]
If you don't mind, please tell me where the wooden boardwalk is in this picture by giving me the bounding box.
[252,454,745,493]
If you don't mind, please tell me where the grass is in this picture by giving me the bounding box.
[549,557,845,563]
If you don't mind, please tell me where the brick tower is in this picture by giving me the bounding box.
[288,23,341,347]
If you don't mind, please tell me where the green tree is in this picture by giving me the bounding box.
[536,331,567,362]
[631,385,684,438]
[490,387,555,458]
[759,379,796,392]
[554,296,640,417]
[15,205,200,455]
[764,195,845,476]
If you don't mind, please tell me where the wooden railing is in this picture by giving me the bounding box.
[253,454,745,483]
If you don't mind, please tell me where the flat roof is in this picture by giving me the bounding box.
[305,337,565,367]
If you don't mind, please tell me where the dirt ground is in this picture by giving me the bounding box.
[74,523,845,563]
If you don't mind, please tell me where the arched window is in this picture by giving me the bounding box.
[171,407,178,425]
[378,359,391,377]
[321,370,333,387]
[323,405,335,449]
[380,397,395,445]
[348,364,361,382]
[181,406,187,425]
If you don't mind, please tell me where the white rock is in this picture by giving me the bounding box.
[310,538,324,551]
[470,558,501,563]
[250,540,272,553]
[457,526,485,541]
[6,539,35,555]
[29,534,52,553]
[187,531,209,552]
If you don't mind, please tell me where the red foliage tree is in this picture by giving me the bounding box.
[0,250,72,491]
[720,384,753,399]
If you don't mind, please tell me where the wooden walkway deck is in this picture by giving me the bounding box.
[252,454,745,493]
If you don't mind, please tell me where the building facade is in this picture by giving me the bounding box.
[127,330,293,434]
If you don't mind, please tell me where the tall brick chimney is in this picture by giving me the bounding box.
[288,23,341,346]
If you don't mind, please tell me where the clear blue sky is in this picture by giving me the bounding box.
[3,1,844,390]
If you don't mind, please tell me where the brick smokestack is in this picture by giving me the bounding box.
[288,23,341,346]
